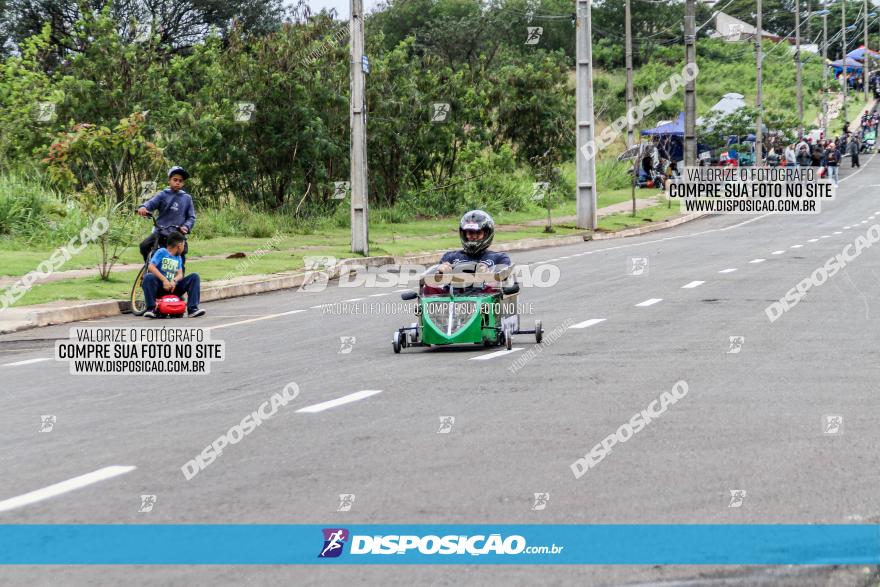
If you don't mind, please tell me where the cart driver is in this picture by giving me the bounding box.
[437,210,511,274]
[423,210,512,294]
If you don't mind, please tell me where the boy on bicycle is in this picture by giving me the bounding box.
[137,166,195,263]
[142,231,205,319]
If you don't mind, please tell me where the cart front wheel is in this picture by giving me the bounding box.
[392,332,402,354]
[504,325,513,350]
[535,320,543,344]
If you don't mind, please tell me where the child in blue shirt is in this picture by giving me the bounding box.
[142,232,205,318]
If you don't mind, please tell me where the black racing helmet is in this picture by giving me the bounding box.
[168,166,190,180]
[459,209,495,255]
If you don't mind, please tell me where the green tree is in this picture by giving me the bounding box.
[0,25,62,167]
[42,112,166,202]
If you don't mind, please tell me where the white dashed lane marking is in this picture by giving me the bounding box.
[635,298,663,307]
[0,466,136,513]
[469,348,523,361]
[296,390,384,413]
[3,357,51,367]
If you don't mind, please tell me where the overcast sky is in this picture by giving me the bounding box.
[304,0,383,20]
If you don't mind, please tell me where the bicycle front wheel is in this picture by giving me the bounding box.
[130,265,148,315]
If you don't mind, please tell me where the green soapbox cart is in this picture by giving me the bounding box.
[392,262,543,353]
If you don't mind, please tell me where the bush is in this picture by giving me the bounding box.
[0,170,91,244]
[398,143,533,217]
[596,159,632,191]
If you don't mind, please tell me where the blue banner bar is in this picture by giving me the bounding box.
[0,525,877,564]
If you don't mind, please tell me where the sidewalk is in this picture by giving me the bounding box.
[0,195,662,288]
[0,205,704,334]
[508,195,660,229]
[811,93,875,134]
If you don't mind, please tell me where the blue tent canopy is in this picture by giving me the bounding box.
[641,112,685,136]
[847,47,880,61]
[830,58,864,74]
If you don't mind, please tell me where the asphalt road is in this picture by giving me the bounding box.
[3,158,880,586]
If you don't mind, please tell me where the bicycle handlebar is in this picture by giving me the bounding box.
[141,212,184,234]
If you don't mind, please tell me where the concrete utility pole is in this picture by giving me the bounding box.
[684,0,697,167]
[807,0,813,42]
[575,0,597,230]
[796,1,804,138]
[842,0,848,126]
[625,0,634,148]
[349,0,369,254]
[823,3,829,138]
[756,0,763,166]
[864,0,870,103]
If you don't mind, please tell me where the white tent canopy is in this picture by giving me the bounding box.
[697,92,746,125]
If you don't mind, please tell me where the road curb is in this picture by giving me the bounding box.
[591,211,707,240]
[32,300,126,328]
[0,212,705,334]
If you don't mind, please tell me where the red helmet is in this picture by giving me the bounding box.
[156,295,186,315]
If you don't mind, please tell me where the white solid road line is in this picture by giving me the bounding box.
[369,293,390,297]
[718,268,737,274]
[635,298,662,307]
[342,298,364,302]
[565,155,880,258]
[296,389,383,413]
[569,318,607,329]
[470,348,523,361]
[0,466,136,513]
[719,213,774,231]
[208,309,306,331]
[3,357,51,367]
[749,259,766,264]
[681,281,705,288]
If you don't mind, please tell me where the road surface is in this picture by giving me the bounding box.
[2,159,880,586]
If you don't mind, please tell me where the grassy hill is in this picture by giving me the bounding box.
[590,37,863,160]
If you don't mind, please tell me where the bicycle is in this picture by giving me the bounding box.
[129,214,187,316]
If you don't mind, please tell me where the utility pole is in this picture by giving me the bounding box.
[625,0,636,217]
[756,0,763,166]
[625,0,634,148]
[807,0,813,42]
[349,0,369,254]
[823,3,829,138]
[684,0,697,167]
[796,1,804,138]
[842,0,848,127]
[864,0,870,103]
[576,0,597,230]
